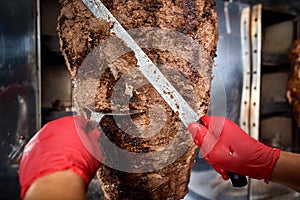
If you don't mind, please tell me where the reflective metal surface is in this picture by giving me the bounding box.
[234,0,300,15]
[0,0,39,199]
[213,0,250,125]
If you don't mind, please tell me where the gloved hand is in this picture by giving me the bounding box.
[188,115,280,183]
[19,116,102,198]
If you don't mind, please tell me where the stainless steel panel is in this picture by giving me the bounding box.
[0,0,39,165]
[0,0,40,199]
[213,0,250,125]
[235,0,300,15]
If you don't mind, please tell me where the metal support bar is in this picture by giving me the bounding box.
[249,4,262,141]
[240,6,251,134]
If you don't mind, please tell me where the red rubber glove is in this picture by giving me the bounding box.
[188,115,280,183]
[19,116,102,199]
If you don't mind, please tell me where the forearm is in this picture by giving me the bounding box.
[24,169,86,200]
[271,151,300,192]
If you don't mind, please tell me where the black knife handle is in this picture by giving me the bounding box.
[196,118,206,126]
[195,119,248,187]
[228,171,248,187]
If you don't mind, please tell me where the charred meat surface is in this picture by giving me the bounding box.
[57,0,218,199]
[287,38,300,127]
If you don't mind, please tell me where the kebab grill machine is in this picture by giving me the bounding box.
[2,0,300,199]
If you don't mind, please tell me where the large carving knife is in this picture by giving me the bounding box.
[82,0,247,187]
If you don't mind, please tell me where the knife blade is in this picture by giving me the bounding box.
[82,0,247,187]
[82,0,200,128]
[83,106,145,131]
